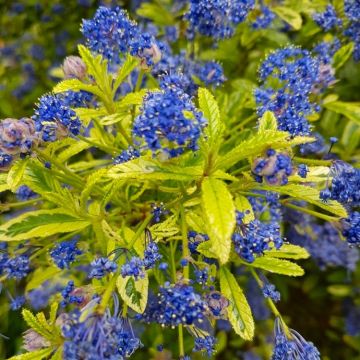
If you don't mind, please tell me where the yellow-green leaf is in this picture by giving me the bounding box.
[234,195,254,224]
[264,244,310,260]
[7,158,29,192]
[117,274,148,313]
[324,101,360,126]
[258,111,277,132]
[219,267,254,340]
[248,257,305,276]
[201,178,235,264]
[273,6,302,30]
[7,348,54,360]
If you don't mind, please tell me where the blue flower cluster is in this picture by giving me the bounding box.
[255,47,332,136]
[342,212,360,246]
[121,241,162,279]
[188,231,210,254]
[272,318,320,359]
[198,61,226,87]
[320,161,360,206]
[62,302,141,359]
[193,335,217,357]
[133,74,205,157]
[232,210,283,263]
[2,255,30,279]
[248,191,282,222]
[262,283,280,302]
[287,219,359,271]
[141,283,207,326]
[88,257,117,279]
[0,117,37,169]
[252,149,293,185]
[61,281,84,307]
[344,0,360,61]
[15,185,37,202]
[313,5,342,31]
[185,0,254,39]
[252,6,275,29]
[205,291,229,318]
[113,146,140,165]
[50,240,82,269]
[82,6,161,67]
[33,94,82,142]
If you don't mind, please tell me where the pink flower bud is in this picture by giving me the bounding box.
[63,56,87,79]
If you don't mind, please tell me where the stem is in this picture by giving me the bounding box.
[169,240,177,283]
[0,198,40,210]
[77,135,118,154]
[180,204,189,279]
[250,268,291,337]
[293,156,332,167]
[282,202,337,222]
[97,272,118,315]
[178,325,185,357]
[127,213,153,250]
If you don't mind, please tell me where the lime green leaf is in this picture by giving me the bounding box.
[25,267,61,292]
[74,107,108,125]
[7,348,54,360]
[57,140,91,162]
[0,173,9,192]
[198,88,223,149]
[264,244,310,260]
[218,130,289,170]
[248,257,305,276]
[258,184,347,218]
[80,169,108,209]
[324,101,360,126]
[327,284,352,297]
[258,111,277,132]
[112,54,140,95]
[109,158,203,181]
[22,309,52,340]
[219,267,254,340]
[149,215,179,240]
[234,196,254,224]
[0,209,90,241]
[117,274,148,313]
[49,303,59,327]
[201,178,235,264]
[137,3,174,25]
[333,42,354,69]
[7,158,29,192]
[116,90,147,109]
[53,79,103,98]
[273,6,302,30]
[49,347,63,360]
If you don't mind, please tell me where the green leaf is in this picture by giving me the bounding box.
[218,130,289,170]
[234,195,254,224]
[258,111,277,132]
[108,158,203,181]
[137,3,174,25]
[53,79,103,98]
[117,274,148,313]
[57,140,91,162]
[219,267,254,340]
[324,101,360,126]
[7,348,54,360]
[7,158,29,192]
[198,88,223,149]
[201,177,235,264]
[113,54,140,96]
[333,42,354,69]
[80,169,108,209]
[0,173,10,192]
[22,309,52,340]
[49,347,63,360]
[149,215,179,240]
[25,267,61,292]
[248,257,305,276]
[258,184,347,218]
[264,244,310,260]
[0,209,90,241]
[116,90,147,109]
[273,6,302,30]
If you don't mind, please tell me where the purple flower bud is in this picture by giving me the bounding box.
[23,329,50,351]
[63,56,87,80]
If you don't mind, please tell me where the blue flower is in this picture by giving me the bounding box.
[252,149,293,185]
[10,296,26,310]
[62,299,141,359]
[262,283,280,302]
[233,210,283,263]
[252,6,275,29]
[89,257,117,279]
[248,191,282,222]
[272,318,320,359]
[133,75,205,156]
[297,164,309,178]
[16,185,37,201]
[50,240,82,270]
[4,255,30,279]
[33,94,82,142]
[188,231,210,254]
[143,241,162,269]
[342,212,360,246]
[198,61,226,87]
[121,256,145,280]
[185,0,254,39]
[61,281,85,307]
[81,6,138,63]
[113,146,140,164]
[313,5,342,31]
[193,335,217,357]
[141,283,207,326]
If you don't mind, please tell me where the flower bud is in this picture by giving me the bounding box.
[23,329,50,351]
[63,56,87,79]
